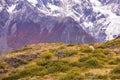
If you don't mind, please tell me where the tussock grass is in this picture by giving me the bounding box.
[1,37,120,80]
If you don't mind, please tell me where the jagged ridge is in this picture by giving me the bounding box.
[0,0,120,53]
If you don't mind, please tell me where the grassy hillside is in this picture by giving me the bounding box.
[0,37,120,80]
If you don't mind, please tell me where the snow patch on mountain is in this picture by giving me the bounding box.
[47,3,60,11]
[27,0,38,6]
[0,0,120,43]
[90,0,120,40]
[0,0,120,54]
[7,4,16,13]
[0,6,3,12]
[106,18,120,40]
[14,0,120,41]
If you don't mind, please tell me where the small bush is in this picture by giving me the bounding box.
[97,74,108,79]
[0,62,7,74]
[109,58,120,65]
[66,44,75,47]
[36,59,50,66]
[110,74,120,79]
[103,49,113,55]
[70,61,82,67]
[79,56,91,62]
[93,48,103,53]
[111,64,120,74]
[0,63,6,69]
[41,52,53,60]
[60,70,84,80]
[49,49,57,53]
[84,57,103,68]
[91,53,106,59]
[63,50,78,57]
[80,47,93,53]
[46,60,71,73]
[91,53,107,62]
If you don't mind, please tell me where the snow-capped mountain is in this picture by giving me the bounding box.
[0,0,120,53]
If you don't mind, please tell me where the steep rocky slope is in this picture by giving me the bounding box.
[0,0,120,53]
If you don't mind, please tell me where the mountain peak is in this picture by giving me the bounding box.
[0,0,120,54]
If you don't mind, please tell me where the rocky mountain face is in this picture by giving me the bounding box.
[0,0,120,53]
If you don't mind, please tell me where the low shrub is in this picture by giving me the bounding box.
[36,59,50,66]
[41,52,53,60]
[63,50,78,57]
[109,58,120,65]
[97,74,108,79]
[60,69,84,80]
[0,63,6,69]
[46,60,71,73]
[110,74,120,79]
[91,53,108,62]
[70,61,82,67]
[79,56,91,62]
[80,47,93,53]
[111,64,120,74]
[84,57,103,68]
[66,44,75,47]
[3,65,47,80]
